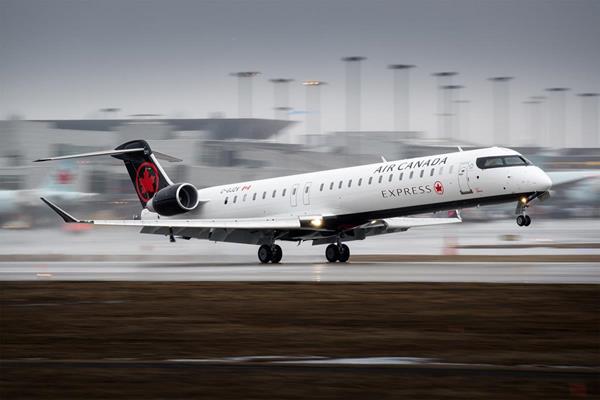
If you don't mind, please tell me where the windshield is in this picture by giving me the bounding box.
[476,155,530,169]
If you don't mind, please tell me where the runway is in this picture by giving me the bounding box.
[1,259,598,283]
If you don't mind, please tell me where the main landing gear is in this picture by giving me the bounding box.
[258,244,283,264]
[516,214,531,227]
[325,243,350,263]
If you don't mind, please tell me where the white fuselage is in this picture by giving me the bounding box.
[181,147,551,225]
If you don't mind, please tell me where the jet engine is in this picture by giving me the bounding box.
[146,183,199,216]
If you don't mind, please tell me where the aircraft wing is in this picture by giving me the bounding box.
[41,197,302,230]
[42,197,461,245]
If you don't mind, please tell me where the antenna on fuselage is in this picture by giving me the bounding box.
[381,156,387,162]
[456,146,463,152]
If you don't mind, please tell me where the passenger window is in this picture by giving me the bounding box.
[358,178,362,186]
[430,168,434,176]
[319,183,324,191]
[409,171,414,179]
[272,190,276,198]
[399,172,403,181]
[293,187,297,195]
[233,195,237,203]
[252,193,257,201]
[368,177,373,185]
[378,176,383,184]
[329,182,334,190]
[243,194,247,202]
[305,186,309,193]
[449,166,454,174]
[224,196,228,204]
[419,170,424,178]
[338,181,343,189]
[262,191,266,199]
[282,188,287,197]
[439,166,444,175]
[388,174,393,182]
[348,179,352,188]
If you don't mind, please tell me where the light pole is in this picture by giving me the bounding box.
[230,71,261,118]
[454,100,470,144]
[388,64,415,131]
[269,78,294,120]
[432,72,458,139]
[545,88,570,148]
[489,77,514,146]
[578,93,599,148]
[341,56,367,131]
[302,80,327,140]
[440,84,463,142]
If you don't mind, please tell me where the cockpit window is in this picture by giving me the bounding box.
[476,155,530,169]
[503,156,527,166]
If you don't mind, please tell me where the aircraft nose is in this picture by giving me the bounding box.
[536,169,552,192]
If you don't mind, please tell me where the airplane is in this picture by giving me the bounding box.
[36,139,552,263]
[0,160,96,226]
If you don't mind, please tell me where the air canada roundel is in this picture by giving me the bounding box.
[135,162,160,202]
[434,181,444,195]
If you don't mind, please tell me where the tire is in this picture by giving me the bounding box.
[524,215,531,226]
[516,215,525,226]
[271,244,283,264]
[338,244,350,263]
[325,244,339,263]
[258,244,272,263]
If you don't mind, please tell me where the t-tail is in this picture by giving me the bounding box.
[35,140,200,215]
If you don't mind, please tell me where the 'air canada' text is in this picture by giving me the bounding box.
[373,156,448,174]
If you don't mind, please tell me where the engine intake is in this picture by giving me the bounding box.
[146,183,199,216]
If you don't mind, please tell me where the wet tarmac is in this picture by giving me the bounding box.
[1,259,598,283]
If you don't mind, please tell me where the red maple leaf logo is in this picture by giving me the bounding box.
[56,170,74,184]
[139,168,156,195]
[434,181,444,195]
[135,162,159,202]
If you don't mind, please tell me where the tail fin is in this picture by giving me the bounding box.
[35,139,180,207]
[43,160,78,192]
[111,140,174,206]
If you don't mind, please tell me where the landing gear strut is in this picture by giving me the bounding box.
[325,243,350,263]
[515,198,532,227]
[258,244,283,264]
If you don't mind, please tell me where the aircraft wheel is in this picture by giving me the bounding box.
[325,244,339,263]
[271,244,283,264]
[524,215,531,226]
[516,215,525,226]
[258,244,272,264]
[338,244,350,263]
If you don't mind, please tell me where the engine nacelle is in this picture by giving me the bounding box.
[146,183,199,216]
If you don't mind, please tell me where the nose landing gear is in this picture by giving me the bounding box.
[515,197,532,227]
[258,244,283,264]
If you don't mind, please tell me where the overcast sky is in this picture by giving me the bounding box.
[1,0,599,145]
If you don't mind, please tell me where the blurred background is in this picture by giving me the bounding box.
[0,0,599,231]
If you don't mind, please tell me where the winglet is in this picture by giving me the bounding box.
[40,197,81,223]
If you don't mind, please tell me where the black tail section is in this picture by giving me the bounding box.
[112,140,173,206]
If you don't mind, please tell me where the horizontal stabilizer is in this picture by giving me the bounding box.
[34,148,181,163]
